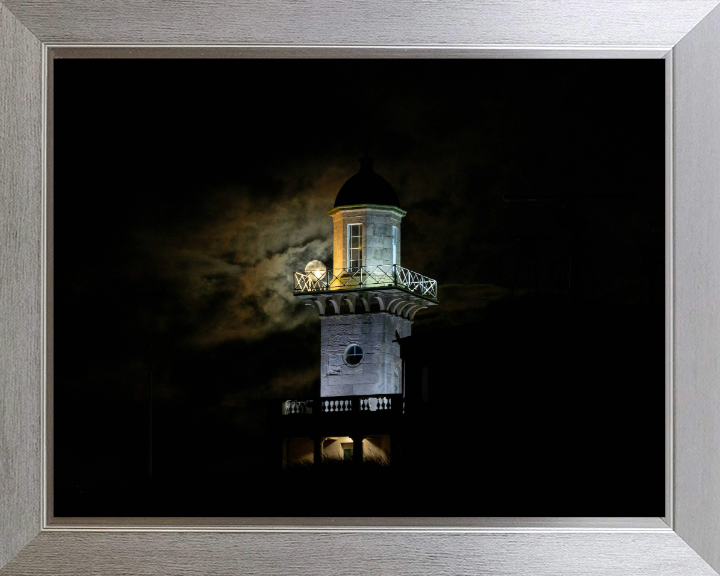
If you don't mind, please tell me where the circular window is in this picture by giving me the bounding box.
[345,344,364,366]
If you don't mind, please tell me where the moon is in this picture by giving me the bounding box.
[305,260,327,279]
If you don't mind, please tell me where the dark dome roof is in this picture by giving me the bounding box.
[334,156,400,208]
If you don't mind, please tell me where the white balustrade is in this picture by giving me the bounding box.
[284,396,398,415]
[359,396,392,412]
[322,399,352,413]
[283,400,312,415]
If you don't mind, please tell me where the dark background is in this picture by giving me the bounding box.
[53,59,665,516]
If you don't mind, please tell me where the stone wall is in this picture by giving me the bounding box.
[330,207,404,269]
[320,312,411,397]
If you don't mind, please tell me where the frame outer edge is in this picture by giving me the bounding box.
[1,0,720,574]
[672,3,720,574]
[1,0,719,46]
[1,531,719,576]
[0,1,43,571]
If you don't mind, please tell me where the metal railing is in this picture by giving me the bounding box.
[294,264,437,299]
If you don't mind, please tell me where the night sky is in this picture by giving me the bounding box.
[54,59,664,516]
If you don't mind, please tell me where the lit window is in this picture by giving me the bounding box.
[345,344,364,366]
[348,224,362,270]
[392,226,398,266]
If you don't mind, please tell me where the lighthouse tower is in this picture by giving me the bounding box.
[294,156,438,398]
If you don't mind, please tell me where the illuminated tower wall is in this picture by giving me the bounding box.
[294,157,437,398]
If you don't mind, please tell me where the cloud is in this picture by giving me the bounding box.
[134,166,347,345]
[128,147,515,348]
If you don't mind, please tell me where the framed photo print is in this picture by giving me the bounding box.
[2,1,720,575]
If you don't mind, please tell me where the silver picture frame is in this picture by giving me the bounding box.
[2,1,720,574]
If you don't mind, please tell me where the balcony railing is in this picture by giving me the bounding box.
[282,395,402,415]
[294,265,437,299]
